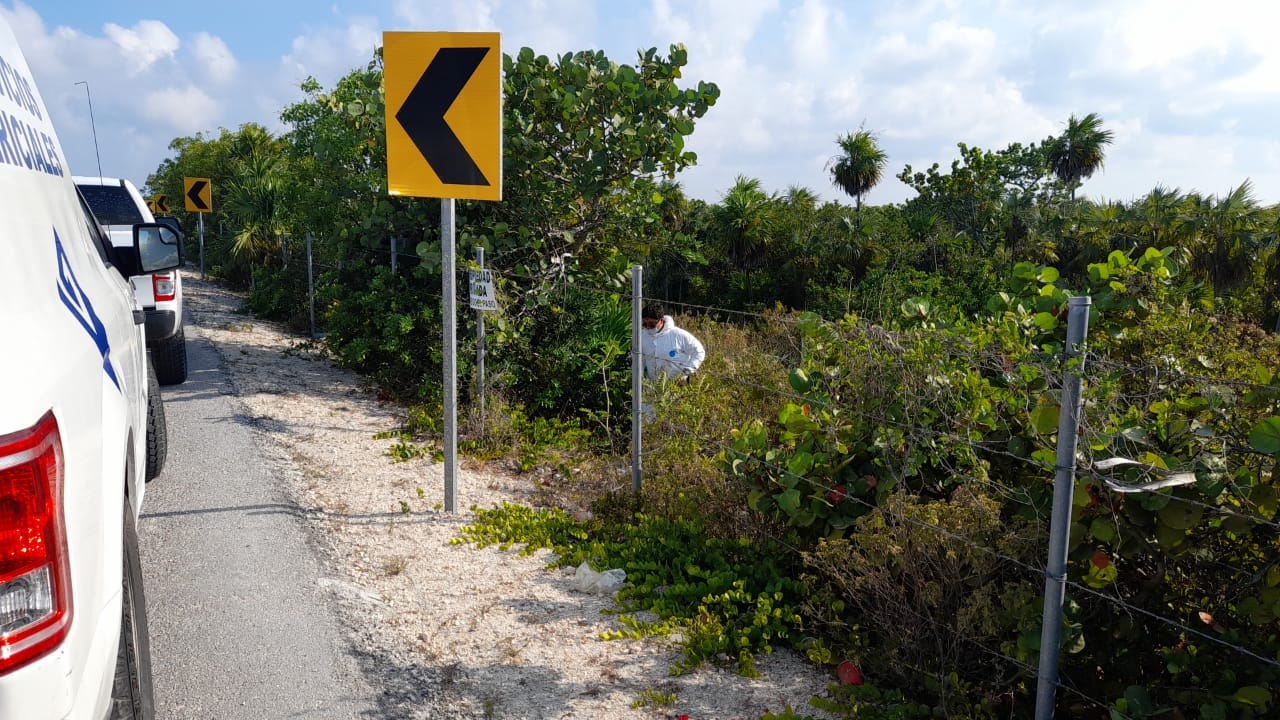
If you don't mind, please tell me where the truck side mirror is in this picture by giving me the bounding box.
[133,223,184,274]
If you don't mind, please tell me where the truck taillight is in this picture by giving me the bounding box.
[0,412,70,674]
[152,273,175,302]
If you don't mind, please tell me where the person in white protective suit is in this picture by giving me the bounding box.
[641,303,706,382]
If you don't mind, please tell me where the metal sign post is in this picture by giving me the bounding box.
[183,177,212,280]
[198,212,205,279]
[384,31,502,513]
[442,199,458,512]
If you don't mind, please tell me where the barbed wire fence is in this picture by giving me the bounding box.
[263,240,1279,717]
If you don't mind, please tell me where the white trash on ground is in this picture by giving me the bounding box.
[573,561,626,594]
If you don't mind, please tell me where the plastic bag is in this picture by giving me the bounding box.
[573,561,626,595]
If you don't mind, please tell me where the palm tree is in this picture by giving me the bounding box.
[710,175,776,304]
[1183,181,1268,294]
[1047,113,1114,200]
[226,146,290,265]
[828,129,887,214]
[1131,185,1188,248]
[784,184,819,210]
[775,185,820,309]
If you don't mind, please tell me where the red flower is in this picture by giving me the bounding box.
[837,660,864,685]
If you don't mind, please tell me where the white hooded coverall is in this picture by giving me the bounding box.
[642,315,706,381]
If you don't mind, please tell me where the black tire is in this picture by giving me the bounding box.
[152,326,187,385]
[144,361,167,481]
[110,501,155,719]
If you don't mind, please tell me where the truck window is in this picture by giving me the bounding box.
[74,188,115,267]
[78,184,145,226]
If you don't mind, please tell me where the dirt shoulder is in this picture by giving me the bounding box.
[180,270,836,720]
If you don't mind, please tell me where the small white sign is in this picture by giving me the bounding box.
[468,269,498,311]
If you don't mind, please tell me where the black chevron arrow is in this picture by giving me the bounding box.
[186,180,209,211]
[396,46,490,186]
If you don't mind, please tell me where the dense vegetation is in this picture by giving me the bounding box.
[146,43,1280,719]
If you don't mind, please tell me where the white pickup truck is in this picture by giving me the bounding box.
[0,15,183,720]
[75,176,187,386]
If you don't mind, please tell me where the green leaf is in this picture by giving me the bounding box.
[1199,701,1228,720]
[1031,448,1056,468]
[1252,484,1279,519]
[1139,490,1171,511]
[1032,312,1058,330]
[1233,686,1272,708]
[788,368,813,393]
[1123,686,1155,715]
[1089,518,1116,543]
[792,508,816,527]
[1155,522,1186,550]
[1157,499,1203,530]
[777,489,801,514]
[1248,417,1280,455]
[1017,629,1040,654]
[1030,397,1060,435]
[787,451,815,476]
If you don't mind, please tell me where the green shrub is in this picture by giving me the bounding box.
[801,489,1043,714]
[453,503,804,677]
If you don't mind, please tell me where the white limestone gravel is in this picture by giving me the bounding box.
[181,271,837,720]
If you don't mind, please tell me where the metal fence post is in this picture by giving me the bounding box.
[475,246,486,436]
[631,265,643,495]
[391,237,398,275]
[306,232,316,339]
[1035,295,1092,719]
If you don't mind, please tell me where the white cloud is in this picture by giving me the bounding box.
[192,32,237,86]
[142,86,220,134]
[855,19,1054,149]
[280,18,381,87]
[871,20,999,77]
[1089,1,1280,103]
[393,0,596,56]
[393,0,499,30]
[1105,0,1274,73]
[452,0,499,29]
[784,0,835,70]
[103,19,179,74]
[650,0,780,157]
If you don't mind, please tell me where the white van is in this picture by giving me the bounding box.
[75,176,187,386]
[0,15,182,720]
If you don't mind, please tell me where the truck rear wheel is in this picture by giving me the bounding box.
[109,501,155,719]
[152,326,187,385]
[144,361,166,481]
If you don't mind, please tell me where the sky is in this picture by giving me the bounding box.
[8,0,1280,208]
